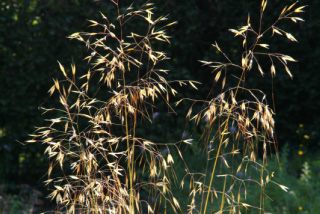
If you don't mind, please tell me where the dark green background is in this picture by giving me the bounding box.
[0,0,319,195]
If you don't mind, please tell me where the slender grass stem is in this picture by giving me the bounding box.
[203,69,245,214]
[220,176,227,213]
[122,70,134,214]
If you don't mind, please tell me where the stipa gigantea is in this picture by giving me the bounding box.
[27,1,198,213]
[25,0,306,213]
[176,1,306,213]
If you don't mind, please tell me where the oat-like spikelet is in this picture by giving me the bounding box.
[179,1,306,213]
[27,1,196,213]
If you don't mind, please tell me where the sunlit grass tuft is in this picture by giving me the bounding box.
[26,0,306,213]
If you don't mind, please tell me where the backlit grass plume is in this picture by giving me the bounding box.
[27,1,198,213]
[26,0,306,213]
[176,1,306,213]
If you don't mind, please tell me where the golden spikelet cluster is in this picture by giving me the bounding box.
[27,1,197,213]
[177,1,306,213]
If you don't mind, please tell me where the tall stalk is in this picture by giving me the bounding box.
[180,1,306,213]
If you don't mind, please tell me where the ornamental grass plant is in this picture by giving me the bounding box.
[27,0,306,213]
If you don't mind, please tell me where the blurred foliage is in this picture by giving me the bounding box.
[246,143,320,214]
[0,0,116,187]
[0,0,319,208]
[0,184,43,214]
